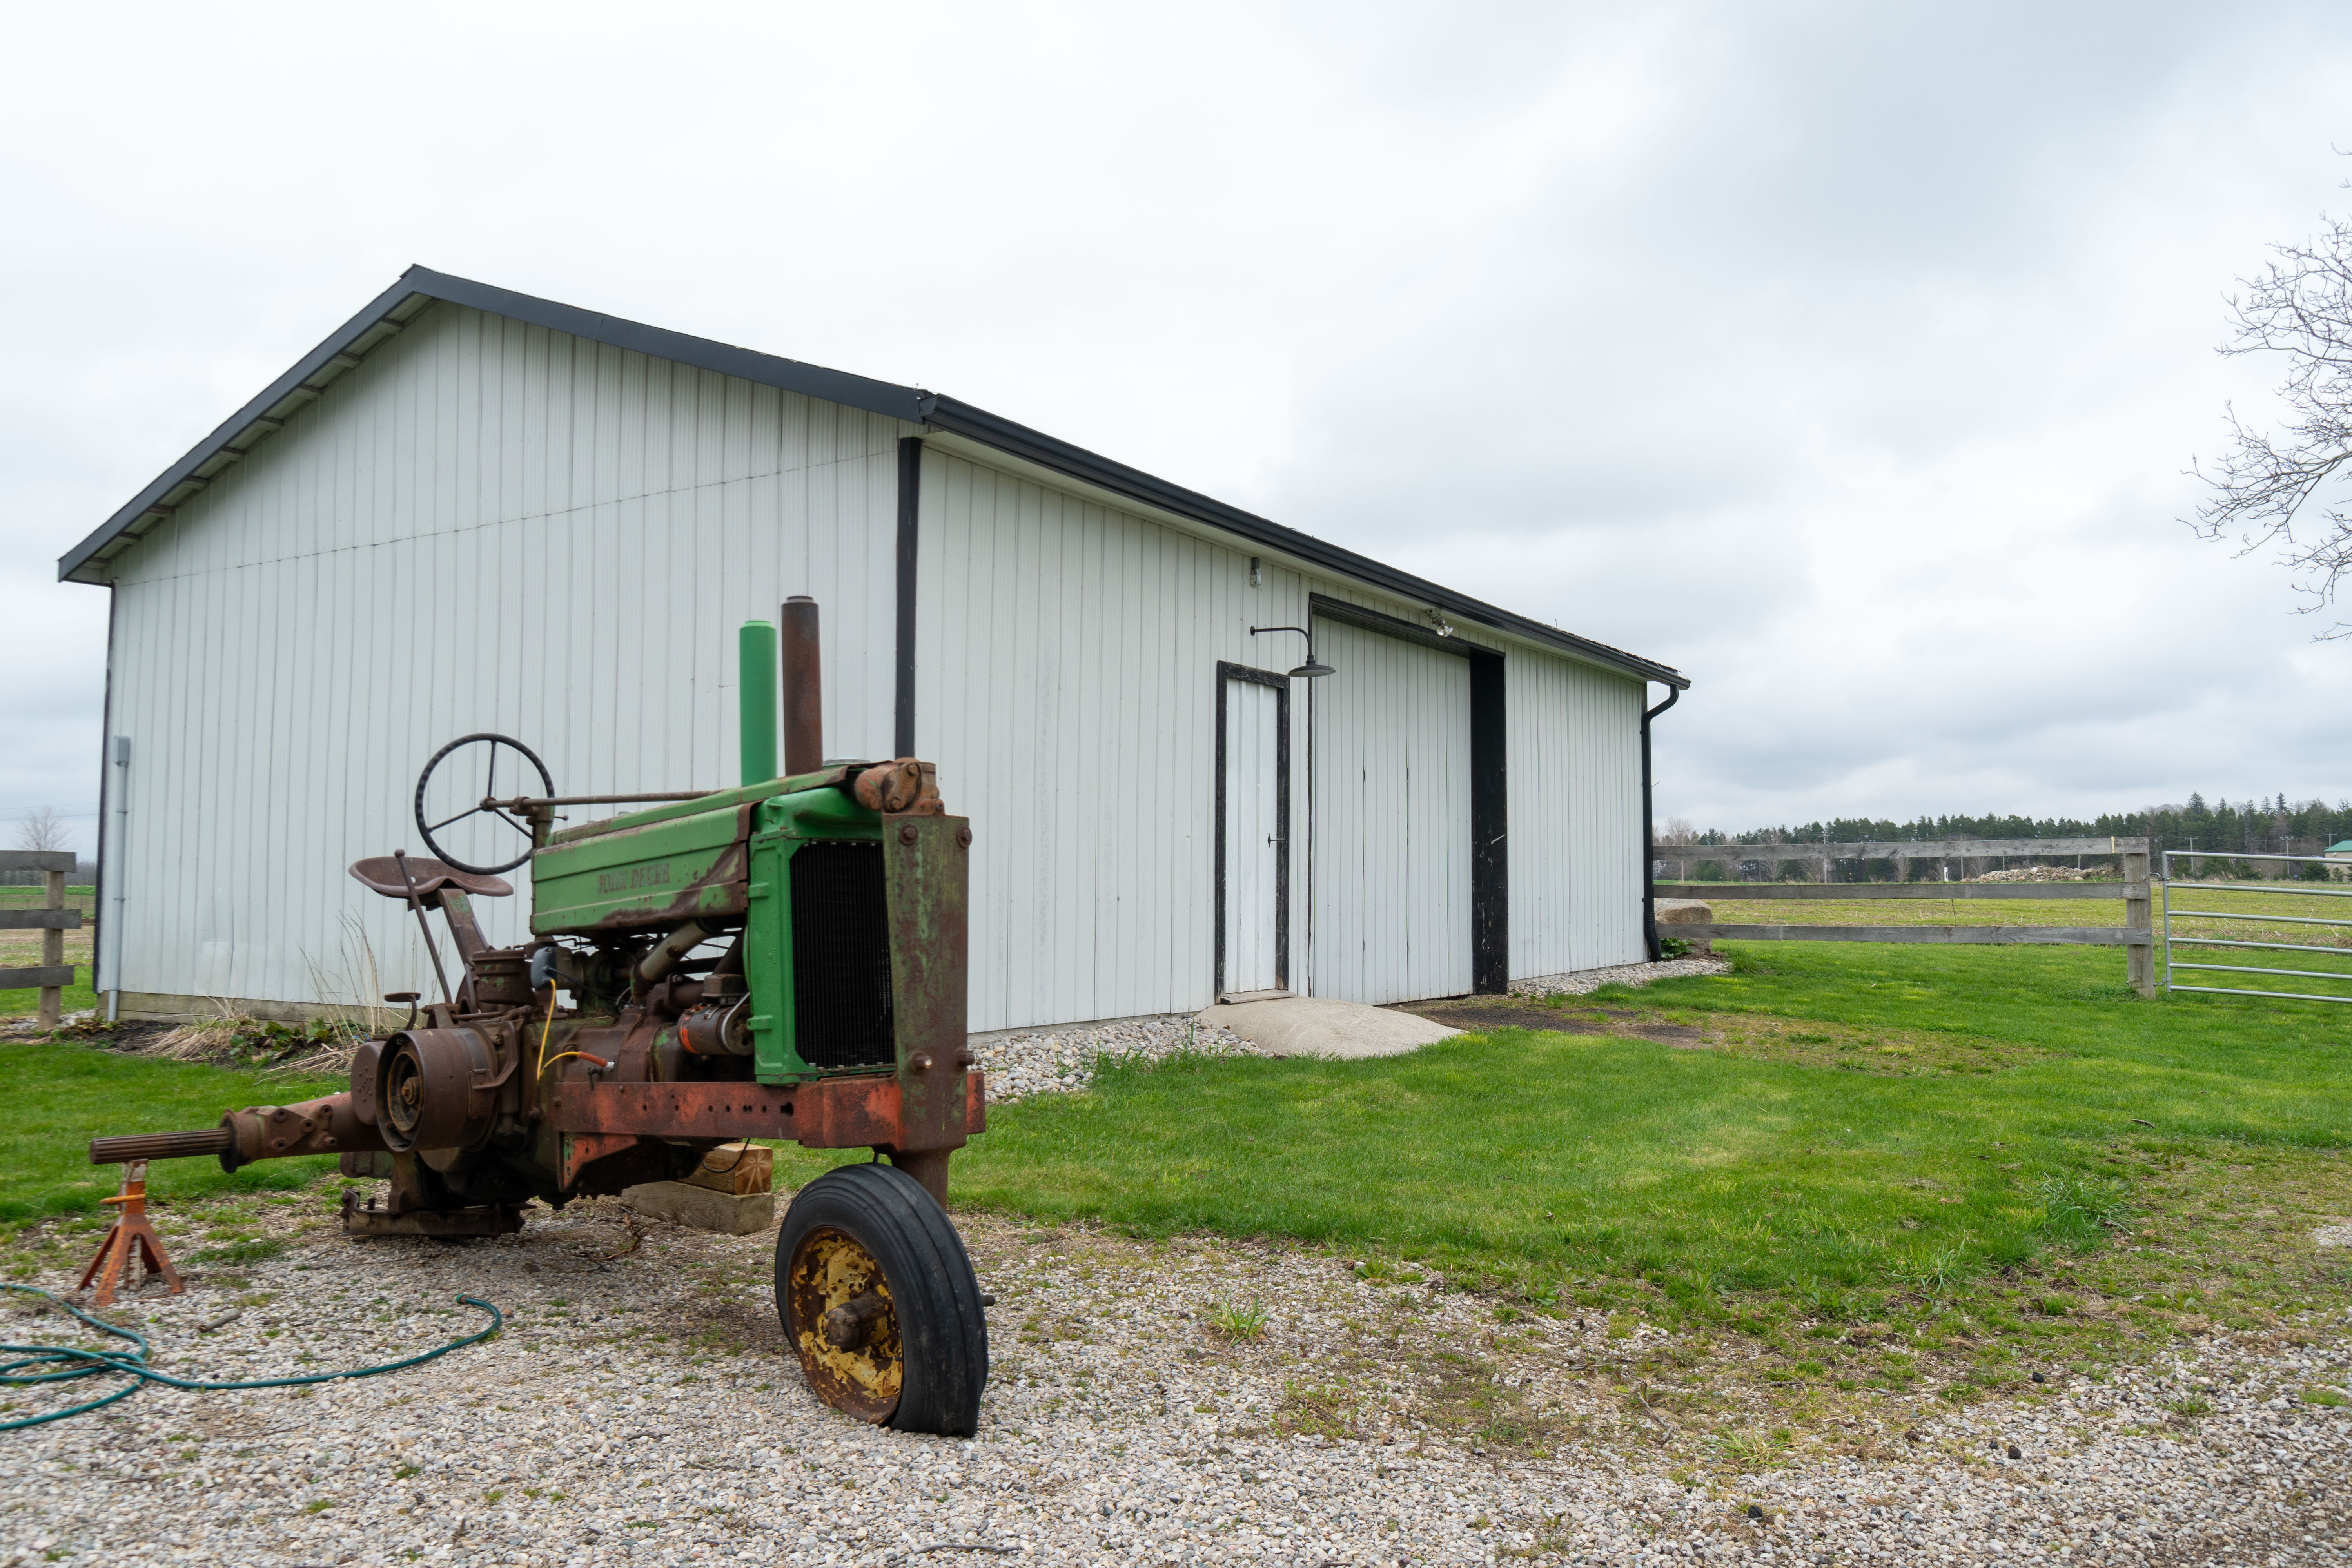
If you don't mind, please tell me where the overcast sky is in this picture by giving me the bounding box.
[7,0,2352,853]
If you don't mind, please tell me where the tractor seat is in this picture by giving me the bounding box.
[347,857,514,900]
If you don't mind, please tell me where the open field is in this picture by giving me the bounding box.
[1672,884,2352,989]
[0,886,93,976]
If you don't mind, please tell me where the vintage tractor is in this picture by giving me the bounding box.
[87,599,989,1435]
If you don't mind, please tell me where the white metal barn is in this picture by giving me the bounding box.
[59,269,1690,1031]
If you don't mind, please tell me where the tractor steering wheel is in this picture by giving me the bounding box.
[414,733,555,876]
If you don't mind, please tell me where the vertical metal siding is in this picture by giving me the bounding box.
[100,302,913,1009]
[1504,650,1646,976]
[1298,582,1647,986]
[97,314,1649,1022]
[912,450,1316,1033]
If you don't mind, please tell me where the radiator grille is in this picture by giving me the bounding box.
[789,841,896,1070]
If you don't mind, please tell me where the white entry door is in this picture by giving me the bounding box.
[1220,670,1287,996]
[1309,617,1473,1004]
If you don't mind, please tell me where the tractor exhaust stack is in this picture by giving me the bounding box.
[780,595,823,775]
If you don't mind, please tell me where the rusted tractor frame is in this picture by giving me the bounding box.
[90,600,989,1433]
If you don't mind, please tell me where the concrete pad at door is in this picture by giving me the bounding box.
[1200,996,1461,1060]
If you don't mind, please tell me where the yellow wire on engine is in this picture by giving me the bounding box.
[534,979,559,1082]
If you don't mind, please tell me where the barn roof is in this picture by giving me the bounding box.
[59,266,1688,689]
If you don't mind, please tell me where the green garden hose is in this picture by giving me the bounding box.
[0,1283,503,1431]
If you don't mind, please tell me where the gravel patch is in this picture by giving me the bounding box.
[969,1015,1267,1104]
[1510,957,1731,997]
[5,1194,2348,1566]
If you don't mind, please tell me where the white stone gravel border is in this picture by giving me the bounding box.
[1510,956,1732,997]
[967,1014,1268,1104]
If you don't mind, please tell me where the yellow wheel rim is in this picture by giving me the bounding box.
[786,1226,903,1421]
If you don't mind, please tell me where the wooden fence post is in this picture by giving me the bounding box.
[2122,846,2153,999]
[0,851,81,1029]
[41,868,65,1028]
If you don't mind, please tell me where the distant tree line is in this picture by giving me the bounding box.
[1657,795,2351,881]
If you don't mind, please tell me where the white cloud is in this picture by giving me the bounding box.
[5,0,2352,840]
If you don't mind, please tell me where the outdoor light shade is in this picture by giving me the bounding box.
[1249,624,1332,678]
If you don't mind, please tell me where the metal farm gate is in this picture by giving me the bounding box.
[2162,851,2352,1004]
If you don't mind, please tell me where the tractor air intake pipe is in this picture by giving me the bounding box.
[636,920,711,991]
[780,596,822,775]
[740,619,779,786]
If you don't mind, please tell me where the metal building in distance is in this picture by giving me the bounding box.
[58,269,1689,1031]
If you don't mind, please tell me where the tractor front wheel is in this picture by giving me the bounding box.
[775,1162,987,1436]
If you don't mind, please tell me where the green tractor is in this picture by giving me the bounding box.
[92,600,989,1434]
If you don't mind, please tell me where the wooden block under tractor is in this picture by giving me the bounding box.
[682,1142,773,1195]
[619,1179,775,1236]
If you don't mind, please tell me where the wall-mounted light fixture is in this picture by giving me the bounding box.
[1248,556,1263,590]
[1249,624,1335,679]
[1426,608,1455,637]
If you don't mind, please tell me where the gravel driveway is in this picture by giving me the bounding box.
[6,1198,2347,1566]
[4,1011,2349,1565]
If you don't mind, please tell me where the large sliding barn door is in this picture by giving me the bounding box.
[1309,616,1473,1004]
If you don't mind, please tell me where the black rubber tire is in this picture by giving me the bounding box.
[775,1162,988,1436]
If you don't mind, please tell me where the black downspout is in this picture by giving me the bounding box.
[1640,684,1680,962]
[93,584,116,1008]
[893,437,922,757]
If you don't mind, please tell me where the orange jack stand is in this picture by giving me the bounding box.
[78,1160,183,1308]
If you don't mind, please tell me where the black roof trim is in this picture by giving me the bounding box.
[410,268,930,423]
[917,395,1688,688]
[59,269,1689,689]
[60,271,426,582]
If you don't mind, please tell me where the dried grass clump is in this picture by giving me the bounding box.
[124,917,397,1076]
[146,1011,252,1062]
[138,1004,364,1077]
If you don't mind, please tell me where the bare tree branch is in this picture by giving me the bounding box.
[2190,208,2352,635]
[11,806,69,855]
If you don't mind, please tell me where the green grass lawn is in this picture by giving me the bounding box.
[779,942,2352,1343]
[10,942,2348,1383]
[0,1042,340,1230]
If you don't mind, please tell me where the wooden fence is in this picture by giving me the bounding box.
[1651,837,2154,998]
[0,850,81,1027]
